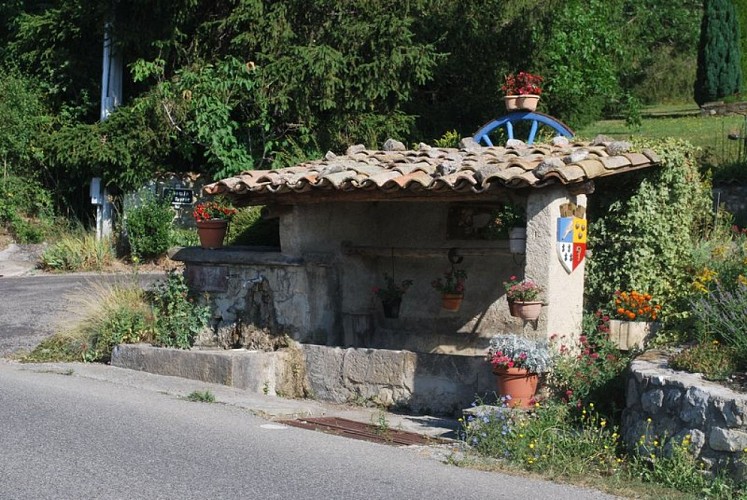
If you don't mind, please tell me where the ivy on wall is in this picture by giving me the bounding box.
[585,139,712,320]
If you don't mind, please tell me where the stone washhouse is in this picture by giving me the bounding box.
[169,136,660,414]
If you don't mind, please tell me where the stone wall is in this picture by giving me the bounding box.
[623,350,747,479]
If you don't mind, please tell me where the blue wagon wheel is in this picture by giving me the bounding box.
[472,111,574,146]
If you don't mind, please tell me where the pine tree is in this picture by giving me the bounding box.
[735,0,747,92]
[693,0,743,105]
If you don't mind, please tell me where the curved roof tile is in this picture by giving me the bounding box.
[203,138,659,204]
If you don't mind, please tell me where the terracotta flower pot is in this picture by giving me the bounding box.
[513,301,542,321]
[441,293,464,312]
[508,300,519,317]
[493,366,539,409]
[516,94,540,111]
[503,95,519,112]
[381,298,402,319]
[196,219,228,249]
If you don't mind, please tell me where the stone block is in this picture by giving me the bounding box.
[709,427,747,452]
[625,378,639,408]
[720,399,747,428]
[663,388,682,414]
[680,387,709,425]
[641,389,664,413]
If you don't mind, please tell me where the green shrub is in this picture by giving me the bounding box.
[585,139,712,323]
[548,312,633,414]
[692,284,747,366]
[150,270,210,349]
[25,271,210,363]
[89,303,153,362]
[125,195,174,260]
[668,341,738,380]
[0,174,55,243]
[228,206,280,247]
[171,226,199,247]
[694,0,743,105]
[40,233,115,272]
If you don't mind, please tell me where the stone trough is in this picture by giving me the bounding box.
[111,343,496,415]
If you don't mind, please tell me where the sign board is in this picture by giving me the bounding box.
[163,188,194,207]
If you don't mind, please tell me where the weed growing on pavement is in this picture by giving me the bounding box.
[186,390,215,403]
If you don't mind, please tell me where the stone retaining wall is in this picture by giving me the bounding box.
[623,350,747,479]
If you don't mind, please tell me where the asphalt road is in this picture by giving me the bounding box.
[0,274,162,357]
[0,361,615,500]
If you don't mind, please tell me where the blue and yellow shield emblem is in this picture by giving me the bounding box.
[557,216,587,273]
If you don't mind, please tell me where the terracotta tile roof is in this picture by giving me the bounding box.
[204,136,660,205]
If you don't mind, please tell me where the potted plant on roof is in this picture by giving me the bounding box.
[607,290,661,350]
[192,200,238,249]
[487,334,553,408]
[373,273,413,319]
[431,266,468,311]
[501,71,543,112]
[503,276,543,320]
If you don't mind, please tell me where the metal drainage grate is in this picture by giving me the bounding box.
[278,417,448,446]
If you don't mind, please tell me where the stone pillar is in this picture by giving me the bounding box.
[524,186,587,341]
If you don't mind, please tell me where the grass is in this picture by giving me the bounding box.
[576,112,746,167]
[23,278,153,363]
[39,232,116,272]
[186,390,215,403]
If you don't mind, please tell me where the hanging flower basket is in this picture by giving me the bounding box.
[381,298,402,319]
[512,301,542,321]
[441,293,464,312]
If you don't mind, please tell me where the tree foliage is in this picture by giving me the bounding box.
[694,0,743,105]
[532,0,625,129]
[735,0,747,93]
[0,0,708,219]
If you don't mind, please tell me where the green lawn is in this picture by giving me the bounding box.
[576,113,746,167]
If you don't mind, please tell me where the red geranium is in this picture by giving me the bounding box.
[501,71,544,96]
[193,201,237,222]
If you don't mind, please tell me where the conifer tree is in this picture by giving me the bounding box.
[735,0,747,92]
[694,0,743,105]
